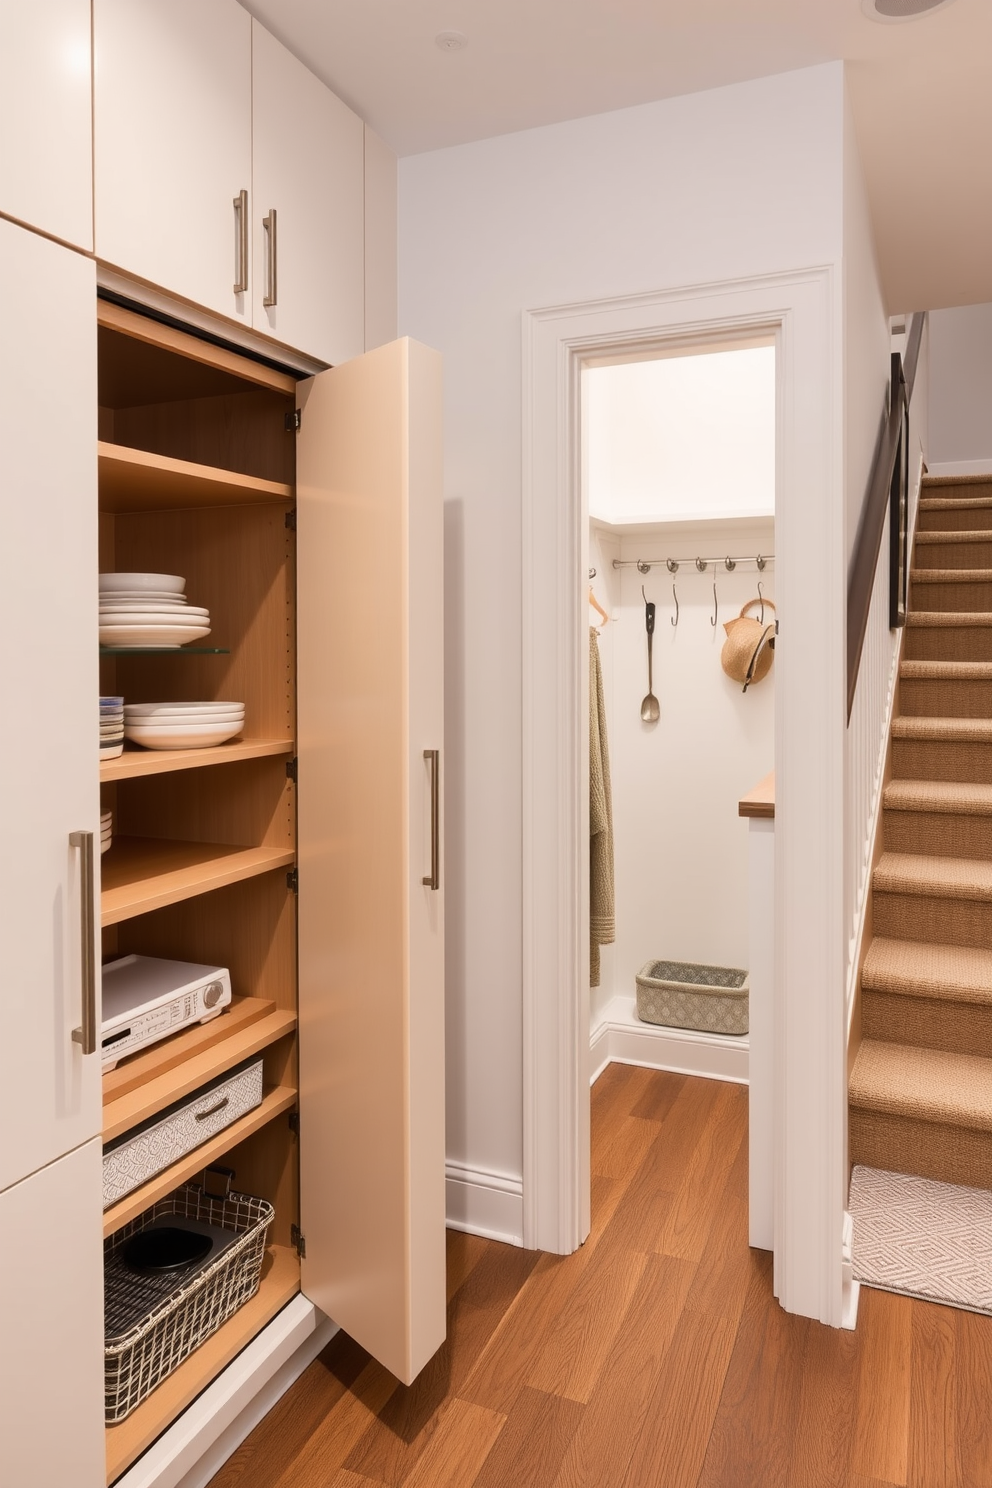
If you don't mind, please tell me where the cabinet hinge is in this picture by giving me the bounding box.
[291,1224,307,1260]
[286,867,299,894]
[286,757,298,783]
[288,1110,300,1137]
[285,409,302,433]
[285,509,297,531]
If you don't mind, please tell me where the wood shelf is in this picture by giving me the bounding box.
[738,769,776,819]
[100,738,294,782]
[103,998,297,1142]
[103,1084,297,1236]
[104,1243,301,1484]
[100,837,296,926]
[98,441,294,513]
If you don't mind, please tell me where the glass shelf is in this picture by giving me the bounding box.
[99,646,230,655]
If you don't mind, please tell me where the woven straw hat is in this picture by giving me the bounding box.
[721,598,777,691]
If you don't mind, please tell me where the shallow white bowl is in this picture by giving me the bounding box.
[99,742,124,758]
[125,711,243,727]
[99,573,185,594]
[124,701,244,717]
[99,624,211,647]
[125,721,244,750]
[99,611,211,627]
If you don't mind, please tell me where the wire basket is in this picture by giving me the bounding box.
[105,1183,274,1423]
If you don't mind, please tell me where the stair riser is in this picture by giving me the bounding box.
[892,737,992,784]
[918,507,992,533]
[910,580,992,612]
[914,540,992,569]
[904,627,992,662]
[922,481,992,504]
[874,890,992,952]
[900,677,992,717]
[883,807,992,861]
[861,989,992,1057]
[849,1108,992,1190]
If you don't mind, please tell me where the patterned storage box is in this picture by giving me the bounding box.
[635,960,749,1036]
[103,1058,264,1209]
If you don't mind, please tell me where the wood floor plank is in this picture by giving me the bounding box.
[850,1287,913,1487]
[953,1304,992,1485]
[325,1474,382,1488]
[591,1112,662,1183]
[268,1359,397,1488]
[617,1076,725,1253]
[628,1067,688,1124]
[591,1060,664,1132]
[909,1302,958,1488]
[653,1082,747,1262]
[446,1228,490,1303]
[399,1398,505,1488]
[524,1243,648,1403]
[472,1386,585,1488]
[696,1250,810,1488]
[786,1311,863,1487]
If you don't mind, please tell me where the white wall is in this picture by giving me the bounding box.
[399,63,846,1195]
[929,303,992,469]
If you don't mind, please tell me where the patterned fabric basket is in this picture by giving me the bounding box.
[104,1183,274,1422]
[635,959,749,1035]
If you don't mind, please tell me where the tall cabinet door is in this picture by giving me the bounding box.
[297,338,446,1385]
[94,0,252,323]
[251,21,365,367]
[0,220,101,1192]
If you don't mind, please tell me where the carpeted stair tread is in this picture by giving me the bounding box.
[911,568,992,582]
[906,612,992,628]
[922,474,992,491]
[915,530,992,546]
[873,851,992,903]
[892,715,992,743]
[863,937,992,1006]
[884,779,992,816]
[901,660,992,680]
[919,497,992,511]
[850,1039,992,1134]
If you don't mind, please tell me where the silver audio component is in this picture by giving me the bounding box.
[101,955,233,1069]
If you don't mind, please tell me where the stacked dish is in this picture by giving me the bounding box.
[101,809,113,855]
[99,574,211,649]
[101,696,124,759]
[123,701,245,751]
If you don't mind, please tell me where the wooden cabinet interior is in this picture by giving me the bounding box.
[96,299,303,1482]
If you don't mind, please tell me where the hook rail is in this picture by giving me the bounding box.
[613,552,773,574]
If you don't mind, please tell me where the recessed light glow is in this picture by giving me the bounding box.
[435,30,468,51]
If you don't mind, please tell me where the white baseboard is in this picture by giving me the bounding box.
[927,459,992,477]
[445,1160,524,1246]
[590,995,749,1085]
[116,1296,336,1488]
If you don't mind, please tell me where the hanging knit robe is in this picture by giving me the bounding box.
[590,627,615,986]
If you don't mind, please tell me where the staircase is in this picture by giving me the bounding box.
[850,474,992,1193]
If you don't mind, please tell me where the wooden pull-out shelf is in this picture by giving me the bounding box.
[101,738,294,783]
[104,1243,300,1485]
[98,441,293,513]
[101,837,296,926]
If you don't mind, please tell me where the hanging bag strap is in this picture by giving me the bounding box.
[742,622,777,693]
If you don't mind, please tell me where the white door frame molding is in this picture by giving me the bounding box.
[521,268,848,1325]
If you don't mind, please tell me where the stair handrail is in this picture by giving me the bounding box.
[847,311,927,721]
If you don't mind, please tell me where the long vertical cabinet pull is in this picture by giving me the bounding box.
[422,749,440,890]
[233,189,249,293]
[69,830,97,1054]
[263,207,278,307]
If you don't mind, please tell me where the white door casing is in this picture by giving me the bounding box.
[296,338,447,1384]
[521,270,848,1326]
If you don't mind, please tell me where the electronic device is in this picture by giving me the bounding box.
[100,954,232,1068]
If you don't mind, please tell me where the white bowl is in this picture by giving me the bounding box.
[99,573,185,594]
[99,593,191,606]
[99,742,124,758]
[124,701,244,717]
[99,611,211,627]
[99,624,211,647]
[100,602,205,614]
[125,711,243,727]
[124,721,245,750]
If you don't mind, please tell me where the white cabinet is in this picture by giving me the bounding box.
[0,219,101,1193]
[0,0,93,250]
[0,1141,106,1488]
[93,0,253,326]
[251,22,365,367]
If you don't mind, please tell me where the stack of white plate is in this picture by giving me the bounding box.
[123,701,246,750]
[99,574,211,649]
[101,809,113,855]
[101,696,124,759]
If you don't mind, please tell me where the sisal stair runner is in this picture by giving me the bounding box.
[850,475,992,1305]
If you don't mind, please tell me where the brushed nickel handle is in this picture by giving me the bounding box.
[195,1097,230,1122]
[263,207,277,307]
[70,830,96,1055]
[423,749,440,890]
[233,189,248,294]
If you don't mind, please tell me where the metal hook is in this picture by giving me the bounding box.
[696,557,707,572]
[666,557,679,574]
[637,559,651,574]
[641,583,648,606]
[671,583,679,628]
[756,554,766,571]
[757,580,765,624]
[711,581,718,628]
[724,556,736,572]
[589,566,596,580]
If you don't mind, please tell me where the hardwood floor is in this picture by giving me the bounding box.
[207,1065,992,1488]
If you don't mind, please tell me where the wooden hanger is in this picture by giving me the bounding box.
[589,586,609,628]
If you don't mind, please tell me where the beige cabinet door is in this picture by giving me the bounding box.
[297,338,446,1385]
[251,21,365,366]
[94,0,252,324]
[0,0,92,249]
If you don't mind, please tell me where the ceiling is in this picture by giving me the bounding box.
[240,0,992,310]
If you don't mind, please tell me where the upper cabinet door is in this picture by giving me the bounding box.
[0,220,102,1192]
[251,22,365,366]
[297,339,446,1384]
[0,0,92,249]
[94,0,252,323]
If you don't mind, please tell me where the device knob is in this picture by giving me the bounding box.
[203,980,224,1008]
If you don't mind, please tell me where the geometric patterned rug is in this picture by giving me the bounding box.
[850,1165,992,1315]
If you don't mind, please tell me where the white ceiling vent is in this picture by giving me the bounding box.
[862,0,959,20]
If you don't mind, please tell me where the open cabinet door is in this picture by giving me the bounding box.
[296,338,445,1384]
